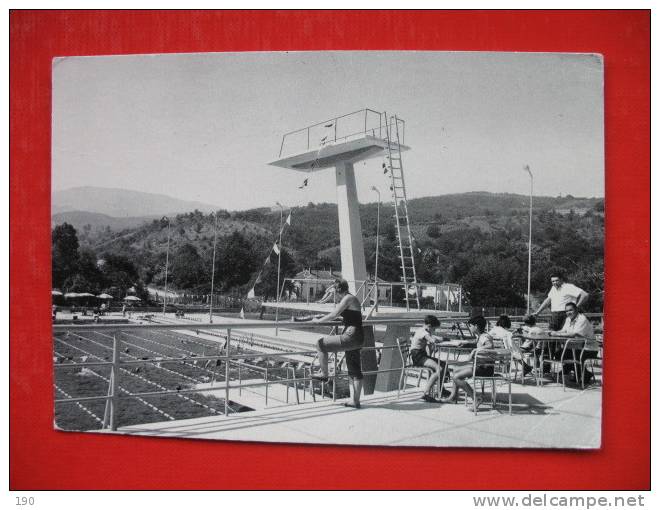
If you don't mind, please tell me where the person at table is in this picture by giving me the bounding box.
[510,314,543,376]
[441,315,494,405]
[311,279,365,409]
[549,302,598,385]
[488,315,513,349]
[410,315,450,403]
[533,271,589,331]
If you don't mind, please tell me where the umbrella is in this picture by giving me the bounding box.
[97,293,113,300]
[124,296,141,302]
[64,292,80,299]
[51,290,63,296]
[78,292,95,297]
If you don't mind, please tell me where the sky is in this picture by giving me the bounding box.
[52,51,604,211]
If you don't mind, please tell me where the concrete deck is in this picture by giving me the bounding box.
[113,382,602,449]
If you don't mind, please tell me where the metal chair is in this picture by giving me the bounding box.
[509,337,536,386]
[470,348,513,415]
[548,338,586,391]
[396,338,433,398]
[580,338,603,389]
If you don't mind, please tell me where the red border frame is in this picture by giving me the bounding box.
[10,10,650,490]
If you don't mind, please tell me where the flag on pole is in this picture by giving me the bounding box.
[285,212,291,225]
[239,307,245,319]
[247,288,255,299]
[273,242,280,255]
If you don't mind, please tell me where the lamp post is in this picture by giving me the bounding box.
[275,202,284,335]
[162,216,171,316]
[524,165,533,314]
[209,211,218,323]
[371,186,380,311]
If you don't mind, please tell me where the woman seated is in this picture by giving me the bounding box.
[488,315,513,348]
[442,315,494,405]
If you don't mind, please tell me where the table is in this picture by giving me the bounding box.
[434,340,476,399]
[517,334,573,386]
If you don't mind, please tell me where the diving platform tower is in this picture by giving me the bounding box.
[269,109,410,299]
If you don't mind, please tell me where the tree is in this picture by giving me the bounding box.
[256,248,299,300]
[52,223,80,288]
[100,253,140,298]
[461,256,525,308]
[217,231,257,291]
[77,249,105,293]
[427,224,441,238]
[170,243,208,289]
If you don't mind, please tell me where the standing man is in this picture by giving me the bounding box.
[533,271,589,331]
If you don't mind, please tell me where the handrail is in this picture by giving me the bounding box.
[52,316,469,333]
[278,109,405,158]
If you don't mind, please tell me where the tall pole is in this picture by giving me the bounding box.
[524,165,533,314]
[371,186,380,311]
[209,211,218,323]
[275,202,284,336]
[162,216,171,316]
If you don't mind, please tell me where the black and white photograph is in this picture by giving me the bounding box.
[51,51,604,448]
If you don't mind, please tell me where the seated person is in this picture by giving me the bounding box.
[510,314,543,376]
[489,315,513,348]
[520,314,544,338]
[442,315,494,405]
[549,302,598,385]
[410,315,450,402]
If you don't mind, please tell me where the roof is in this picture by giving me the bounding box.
[294,269,341,281]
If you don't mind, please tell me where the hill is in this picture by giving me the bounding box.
[52,191,604,311]
[52,186,219,218]
[52,210,159,233]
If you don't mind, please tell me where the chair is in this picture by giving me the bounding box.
[470,348,513,415]
[580,338,603,389]
[509,337,536,386]
[548,338,586,391]
[396,338,433,398]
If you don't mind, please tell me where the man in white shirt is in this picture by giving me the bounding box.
[533,271,589,330]
[549,302,598,385]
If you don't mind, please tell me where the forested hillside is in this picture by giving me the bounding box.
[52,192,604,311]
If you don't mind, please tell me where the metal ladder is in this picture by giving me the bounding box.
[383,113,420,311]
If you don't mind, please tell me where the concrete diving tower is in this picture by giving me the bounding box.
[269,109,409,296]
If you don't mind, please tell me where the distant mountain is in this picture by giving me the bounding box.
[51,210,158,232]
[52,187,219,218]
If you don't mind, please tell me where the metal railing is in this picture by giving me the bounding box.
[278,109,405,158]
[54,317,469,431]
[53,313,603,431]
[275,277,463,312]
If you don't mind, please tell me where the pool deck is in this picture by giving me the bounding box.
[111,381,602,449]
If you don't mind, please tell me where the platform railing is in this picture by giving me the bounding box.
[278,108,405,158]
